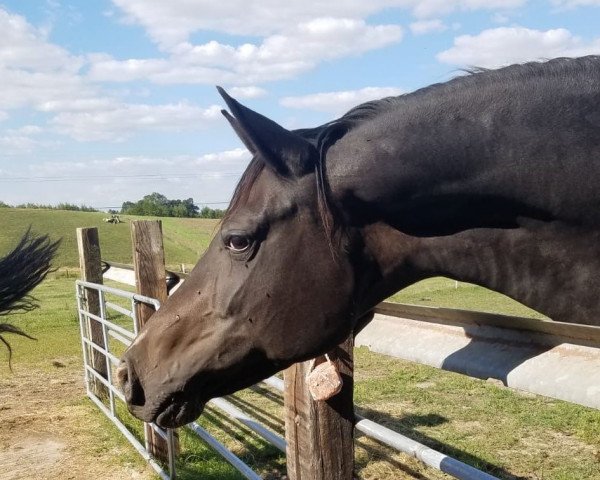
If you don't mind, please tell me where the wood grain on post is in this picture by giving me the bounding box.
[284,335,355,480]
[130,220,179,461]
[76,227,108,398]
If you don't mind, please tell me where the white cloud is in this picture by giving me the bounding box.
[111,0,526,48]
[0,125,54,155]
[410,19,447,35]
[0,8,224,142]
[280,87,405,116]
[0,9,83,73]
[228,86,268,99]
[0,9,94,113]
[0,148,252,207]
[51,103,222,141]
[98,0,525,86]
[0,133,40,154]
[88,18,403,85]
[407,0,525,18]
[551,0,600,7]
[32,148,251,176]
[437,27,600,68]
[491,13,510,23]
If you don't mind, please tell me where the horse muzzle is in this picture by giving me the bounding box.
[116,359,205,428]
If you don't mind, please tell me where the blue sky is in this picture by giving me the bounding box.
[0,0,599,209]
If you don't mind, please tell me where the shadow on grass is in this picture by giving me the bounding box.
[357,406,526,480]
[227,394,285,434]
[249,384,285,406]
[355,436,430,480]
[175,408,285,480]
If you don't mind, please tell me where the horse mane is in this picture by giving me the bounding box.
[327,56,600,134]
[0,229,60,364]
[224,56,600,247]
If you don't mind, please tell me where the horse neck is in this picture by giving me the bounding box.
[357,220,600,325]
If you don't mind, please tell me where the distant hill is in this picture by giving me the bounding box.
[0,208,219,268]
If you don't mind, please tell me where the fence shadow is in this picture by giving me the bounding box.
[226,394,285,434]
[355,436,430,480]
[441,336,552,386]
[249,384,285,406]
[356,406,526,480]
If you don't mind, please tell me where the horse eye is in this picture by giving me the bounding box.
[227,235,251,252]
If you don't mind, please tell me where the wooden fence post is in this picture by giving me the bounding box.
[76,227,108,398]
[284,334,355,480]
[131,220,180,461]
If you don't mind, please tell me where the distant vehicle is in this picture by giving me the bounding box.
[103,214,122,224]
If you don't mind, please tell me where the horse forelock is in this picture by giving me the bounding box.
[223,156,266,221]
[223,124,348,254]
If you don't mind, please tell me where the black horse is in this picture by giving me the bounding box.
[119,56,600,428]
[0,230,59,361]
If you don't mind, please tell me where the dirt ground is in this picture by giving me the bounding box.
[0,359,155,480]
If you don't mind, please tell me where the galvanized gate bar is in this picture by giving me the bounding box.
[209,397,286,452]
[355,416,499,480]
[77,279,268,480]
[105,300,133,318]
[187,422,262,480]
[78,279,161,310]
[75,280,175,480]
[87,390,171,480]
[261,376,284,391]
[262,375,497,480]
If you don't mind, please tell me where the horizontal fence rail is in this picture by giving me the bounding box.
[357,302,600,409]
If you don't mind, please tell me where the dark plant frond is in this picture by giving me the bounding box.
[0,229,59,364]
[0,229,60,316]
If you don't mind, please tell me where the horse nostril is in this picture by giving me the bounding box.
[117,359,146,407]
[116,362,128,387]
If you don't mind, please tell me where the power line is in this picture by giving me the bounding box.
[0,172,244,183]
[91,201,230,209]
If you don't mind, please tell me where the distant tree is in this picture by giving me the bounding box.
[171,203,188,217]
[56,203,98,212]
[120,193,205,218]
[199,206,225,219]
[10,202,97,212]
[0,201,10,208]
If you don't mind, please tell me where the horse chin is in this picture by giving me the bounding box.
[154,399,205,429]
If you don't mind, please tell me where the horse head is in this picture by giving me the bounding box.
[117,89,365,428]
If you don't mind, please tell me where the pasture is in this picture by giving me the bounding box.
[1,209,600,479]
[0,207,215,269]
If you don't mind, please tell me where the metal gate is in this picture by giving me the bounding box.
[75,279,176,480]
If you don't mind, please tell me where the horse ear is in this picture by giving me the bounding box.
[221,109,257,154]
[217,86,317,177]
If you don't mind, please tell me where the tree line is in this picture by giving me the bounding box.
[0,193,226,219]
[120,193,225,219]
[0,201,97,212]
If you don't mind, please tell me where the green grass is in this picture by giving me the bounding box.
[2,208,599,478]
[3,275,600,479]
[390,276,548,319]
[0,207,219,268]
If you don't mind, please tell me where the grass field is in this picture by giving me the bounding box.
[0,207,218,268]
[2,208,600,479]
[2,273,600,479]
